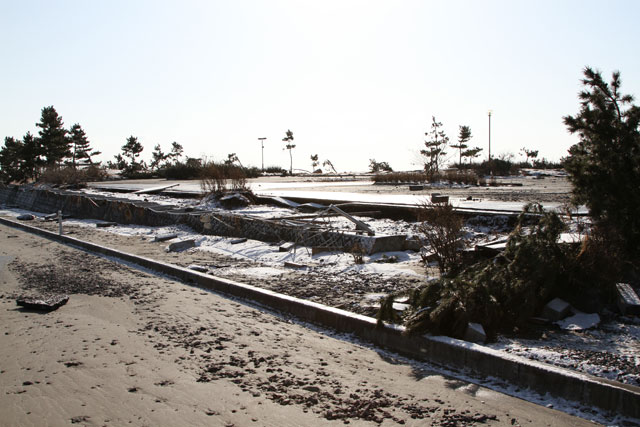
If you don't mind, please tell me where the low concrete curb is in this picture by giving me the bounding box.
[1,216,638,419]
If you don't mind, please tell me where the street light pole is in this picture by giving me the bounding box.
[488,110,492,161]
[258,137,267,172]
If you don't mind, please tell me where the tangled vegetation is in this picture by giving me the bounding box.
[200,161,250,194]
[379,204,620,340]
[417,202,465,275]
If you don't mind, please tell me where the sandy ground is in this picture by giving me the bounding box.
[0,223,599,426]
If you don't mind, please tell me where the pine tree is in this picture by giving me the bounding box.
[167,141,184,165]
[36,106,70,166]
[150,144,167,170]
[421,116,449,180]
[21,132,39,181]
[450,125,472,165]
[310,154,319,172]
[461,146,483,164]
[0,137,25,183]
[121,136,144,173]
[282,129,295,174]
[564,66,640,258]
[69,123,101,167]
[520,147,539,166]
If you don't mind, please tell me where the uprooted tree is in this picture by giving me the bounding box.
[380,203,621,339]
[563,66,640,261]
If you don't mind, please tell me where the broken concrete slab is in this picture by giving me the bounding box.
[167,239,196,252]
[403,237,422,251]
[16,294,69,311]
[616,283,640,316]
[279,242,296,252]
[431,193,449,203]
[366,235,409,254]
[542,297,571,321]
[464,322,487,344]
[219,193,251,209]
[475,240,508,257]
[133,183,179,195]
[153,233,179,242]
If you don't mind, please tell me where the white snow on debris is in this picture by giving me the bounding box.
[556,312,600,330]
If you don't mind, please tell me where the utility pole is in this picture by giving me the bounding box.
[488,110,492,161]
[258,137,267,172]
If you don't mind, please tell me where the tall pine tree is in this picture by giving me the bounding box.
[450,125,472,165]
[69,123,100,167]
[282,129,295,175]
[563,66,640,258]
[121,136,144,173]
[21,132,39,181]
[421,116,449,180]
[36,106,70,167]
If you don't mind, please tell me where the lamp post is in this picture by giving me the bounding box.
[258,137,267,172]
[487,110,492,161]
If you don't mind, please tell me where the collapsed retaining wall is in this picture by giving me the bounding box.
[0,185,408,254]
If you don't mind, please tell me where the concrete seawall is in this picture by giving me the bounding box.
[0,185,408,254]
[0,215,638,419]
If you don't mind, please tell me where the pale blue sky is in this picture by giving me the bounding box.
[1,0,639,172]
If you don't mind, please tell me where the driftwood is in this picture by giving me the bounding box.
[16,295,69,311]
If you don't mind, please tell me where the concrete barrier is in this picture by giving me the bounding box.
[0,186,409,254]
[0,215,638,419]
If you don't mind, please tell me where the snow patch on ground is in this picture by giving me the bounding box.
[556,312,600,330]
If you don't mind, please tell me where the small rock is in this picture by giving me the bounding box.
[279,242,296,252]
[541,297,571,321]
[153,233,178,242]
[167,239,196,252]
[431,194,449,203]
[463,322,487,344]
